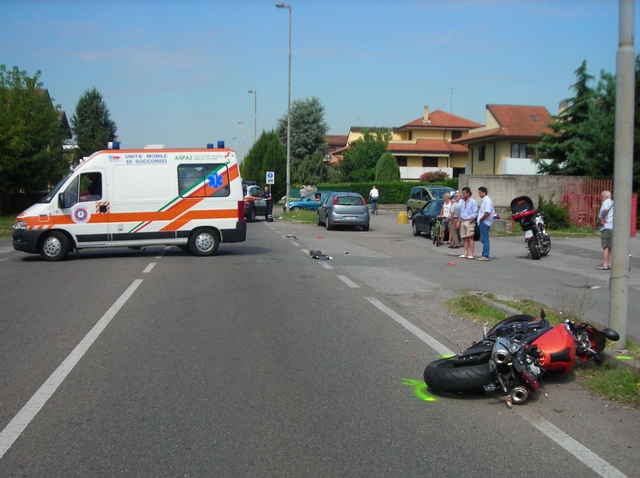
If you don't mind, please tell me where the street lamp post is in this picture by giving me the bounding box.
[248,90,257,145]
[238,121,245,164]
[276,2,291,211]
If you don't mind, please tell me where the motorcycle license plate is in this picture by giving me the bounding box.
[524,230,534,239]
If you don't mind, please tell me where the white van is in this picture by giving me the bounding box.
[12,143,246,260]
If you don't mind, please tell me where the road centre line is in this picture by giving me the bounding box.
[301,248,309,254]
[320,262,333,269]
[0,279,143,461]
[143,263,156,273]
[337,275,360,288]
[291,241,301,247]
[364,296,627,478]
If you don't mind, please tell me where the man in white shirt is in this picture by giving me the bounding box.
[369,186,379,213]
[598,190,614,270]
[476,186,495,261]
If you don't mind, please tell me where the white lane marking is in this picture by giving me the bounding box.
[0,279,143,460]
[156,246,171,258]
[365,296,628,478]
[291,241,301,247]
[365,297,453,356]
[320,262,333,269]
[518,413,628,478]
[274,229,281,234]
[143,263,156,273]
[301,249,309,254]
[337,275,360,288]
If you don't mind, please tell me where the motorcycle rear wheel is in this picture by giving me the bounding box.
[540,234,551,256]
[424,358,493,393]
[529,240,541,260]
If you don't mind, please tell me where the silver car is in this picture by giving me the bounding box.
[317,192,370,231]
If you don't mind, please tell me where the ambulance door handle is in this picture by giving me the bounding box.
[99,205,107,213]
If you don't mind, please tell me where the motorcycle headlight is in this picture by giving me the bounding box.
[13,220,27,231]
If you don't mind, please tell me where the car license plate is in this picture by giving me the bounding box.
[343,216,357,220]
[524,230,533,238]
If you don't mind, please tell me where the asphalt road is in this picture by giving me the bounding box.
[0,217,638,477]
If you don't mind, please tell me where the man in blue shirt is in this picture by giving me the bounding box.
[456,186,478,260]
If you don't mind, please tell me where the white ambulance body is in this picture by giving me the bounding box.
[12,144,246,260]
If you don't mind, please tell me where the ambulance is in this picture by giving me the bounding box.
[12,142,246,261]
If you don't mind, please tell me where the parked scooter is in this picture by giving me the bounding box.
[510,196,550,260]
[423,311,619,407]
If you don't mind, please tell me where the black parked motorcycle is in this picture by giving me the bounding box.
[510,196,550,260]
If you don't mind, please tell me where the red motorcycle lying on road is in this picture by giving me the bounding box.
[423,312,620,407]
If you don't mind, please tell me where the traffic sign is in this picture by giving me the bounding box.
[266,171,275,184]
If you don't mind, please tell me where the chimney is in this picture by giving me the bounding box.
[423,105,430,123]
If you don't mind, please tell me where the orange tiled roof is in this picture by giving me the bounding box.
[399,110,483,130]
[452,104,554,143]
[326,135,348,147]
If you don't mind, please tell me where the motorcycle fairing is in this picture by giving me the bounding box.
[532,324,576,373]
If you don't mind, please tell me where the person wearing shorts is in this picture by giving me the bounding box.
[598,190,613,270]
[456,187,478,260]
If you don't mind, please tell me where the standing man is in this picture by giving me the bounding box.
[264,186,273,222]
[369,185,379,213]
[456,187,478,260]
[476,186,495,261]
[448,191,462,249]
[598,190,614,270]
[299,187,307,199]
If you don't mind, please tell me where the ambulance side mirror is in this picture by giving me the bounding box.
[58,192,72,209]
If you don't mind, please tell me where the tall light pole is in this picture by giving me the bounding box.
[238,121,245,165]
[248,90,257,145]
[276,2,291,211]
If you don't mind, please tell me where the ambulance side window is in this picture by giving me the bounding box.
[79,172,102,202]
[178,164,230,197]
[61,177,80,208]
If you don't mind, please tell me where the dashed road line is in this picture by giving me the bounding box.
[337,275,359,288]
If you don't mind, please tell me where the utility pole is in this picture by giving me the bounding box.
[609,0,635,345]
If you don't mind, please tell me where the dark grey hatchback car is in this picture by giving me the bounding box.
[317,192,370,231]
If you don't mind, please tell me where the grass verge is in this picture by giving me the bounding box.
[280,209,318,224]
[0,216,15,239]
[445,292,640,406]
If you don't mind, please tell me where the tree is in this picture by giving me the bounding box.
[240,130,286,199]
[294,150,328,185]
[533,60,596,175]
[338,128,392,182]
[70,88,117,162]
[375,152,400,182]
[276,96,329,161]
[0,65,69,193]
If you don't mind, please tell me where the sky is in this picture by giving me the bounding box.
[3,0,639,157]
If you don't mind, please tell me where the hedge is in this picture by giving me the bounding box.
[316,179,458,204]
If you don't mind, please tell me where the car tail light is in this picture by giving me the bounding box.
[238,201,245,221]
[360,197,366,205]
[333,196,339,205]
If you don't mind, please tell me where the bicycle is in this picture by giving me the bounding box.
[431,216,442,246]
[370,198,379,215]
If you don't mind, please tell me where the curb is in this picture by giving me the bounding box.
[481,297,639,375]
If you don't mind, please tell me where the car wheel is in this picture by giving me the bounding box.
[317,213,323,226]
[188,228,220,256]
[407,208,414,220]
[362,223,370,231]
[412,221,421,236]
[291,206,300,211]
[39,231,70,261]
[248,208,256,222]
[325,217,333,230]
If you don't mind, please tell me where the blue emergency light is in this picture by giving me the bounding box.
[217,141,225,148]
[207,144,214,149]
[108,141,120,150]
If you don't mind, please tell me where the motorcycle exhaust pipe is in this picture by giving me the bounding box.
[510,386,530,404]
[492,338,512,365]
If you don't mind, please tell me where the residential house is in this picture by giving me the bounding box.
[451,104,554,175]
[330,106,482,180]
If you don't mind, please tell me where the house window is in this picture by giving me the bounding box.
[408,131,413,141]
[422,157,438,167]
[479,145,486,162]
[396,156,407,167]
[511,143,534,158]
[451,130,462,140]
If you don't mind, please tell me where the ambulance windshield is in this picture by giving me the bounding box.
[38,173,73,203]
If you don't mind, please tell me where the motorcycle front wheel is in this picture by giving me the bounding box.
[424,358,493,393]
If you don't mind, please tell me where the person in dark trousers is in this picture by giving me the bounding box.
[264,186,273,222]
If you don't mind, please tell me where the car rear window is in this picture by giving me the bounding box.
[337,196,362,205]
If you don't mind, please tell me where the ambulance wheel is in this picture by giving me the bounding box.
[39,231,70,261]
[189,228,220,256]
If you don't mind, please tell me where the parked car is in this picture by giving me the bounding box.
[243,183,267,222]
[406,186,455,220]
[411,199,445,237]
[317,192,370,231]
[287,191,331,211]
